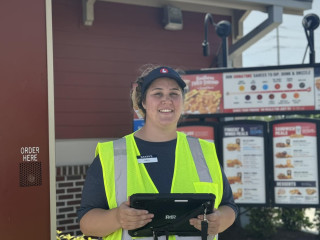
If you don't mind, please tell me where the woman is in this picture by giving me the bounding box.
[78,65,238,240]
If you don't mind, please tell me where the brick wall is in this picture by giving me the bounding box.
[56,165,89,236]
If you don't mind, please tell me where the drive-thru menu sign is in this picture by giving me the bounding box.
[271,120,319,206]
[221,121,268,206]
[182,64,320,116]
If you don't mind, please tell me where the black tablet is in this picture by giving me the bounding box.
[128,193,215,237]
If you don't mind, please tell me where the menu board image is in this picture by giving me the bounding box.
[181,73,223,114]
[223,67,315,113]
[177,124,216,142]
[221,121,267,205]
[272,120,319,206]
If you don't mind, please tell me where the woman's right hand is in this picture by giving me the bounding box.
[116,200,154,230]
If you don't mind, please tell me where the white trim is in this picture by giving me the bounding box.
[45,0,56,239]
[56,138,114,166]
[98,0,312,15]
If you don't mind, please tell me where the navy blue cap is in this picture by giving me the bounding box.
[141,66,186,95]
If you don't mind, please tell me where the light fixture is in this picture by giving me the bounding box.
[202,13,231,67]
[302,13,320,64]
[163,5,183,30]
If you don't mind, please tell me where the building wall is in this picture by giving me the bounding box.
[53,0,230,139]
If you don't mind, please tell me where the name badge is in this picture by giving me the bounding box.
[137,155,158,164]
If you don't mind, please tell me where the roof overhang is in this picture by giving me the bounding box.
[82,0,314,64]
[96,0,313,16]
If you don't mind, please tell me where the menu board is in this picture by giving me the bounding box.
[182,64,320,116]
[221,121,267,205]
[223,68,315,113]
[177,124,215,142]
[271,120,319,206]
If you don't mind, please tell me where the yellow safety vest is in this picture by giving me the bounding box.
[96,131,223,240]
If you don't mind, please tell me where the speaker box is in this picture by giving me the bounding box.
[19,162,42,187]
[163,5,183,30]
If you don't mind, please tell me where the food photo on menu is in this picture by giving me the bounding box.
[184,89,222,114]
[181,73,223,114]
[233,188,243,200]
[227,159,242,168]
[227,172,243,185]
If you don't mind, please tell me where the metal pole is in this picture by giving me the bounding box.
[309,30,315,64]
[222,36,228,67]
[276,27,280,65]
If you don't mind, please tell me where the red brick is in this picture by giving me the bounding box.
[57,201,65,207]
[59,219,74,225]
[59,194,73,200]
[56,189,65,194]
[59,207,74,213]
[58,182,74,188]
[67,224,80,230]
[67,200,81,206]
[67,187,82,193]
[56,176,65,182]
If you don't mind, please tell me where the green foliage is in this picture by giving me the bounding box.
[246,115,277,122]
[278,208,314,231]
[56,230,98,240]
[244,207,280,239]
[244,207,315,239]
[314,208,320,230]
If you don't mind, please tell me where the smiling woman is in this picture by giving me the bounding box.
[77,64,238,240]
[133,66,186,140]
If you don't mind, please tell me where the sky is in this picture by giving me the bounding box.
[242,0,320,67]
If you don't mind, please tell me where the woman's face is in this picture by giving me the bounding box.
[142,77,184,129]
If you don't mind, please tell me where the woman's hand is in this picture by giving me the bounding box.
[116,200,154,230]
[189,210,221,236]
[189,206,235,236]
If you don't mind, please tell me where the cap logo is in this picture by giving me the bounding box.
[160,68,169,74]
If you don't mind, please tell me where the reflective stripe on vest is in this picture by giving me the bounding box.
[186,137,212,183]
[113,138,127,207]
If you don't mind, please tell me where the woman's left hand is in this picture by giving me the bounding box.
[189,210,221,236]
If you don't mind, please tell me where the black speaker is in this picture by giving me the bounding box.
[19,162,42,187]
[163,5,183,30]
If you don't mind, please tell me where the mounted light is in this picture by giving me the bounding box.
[302,13,319,64]
[202,13,231,67]
[302,13,320,31]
